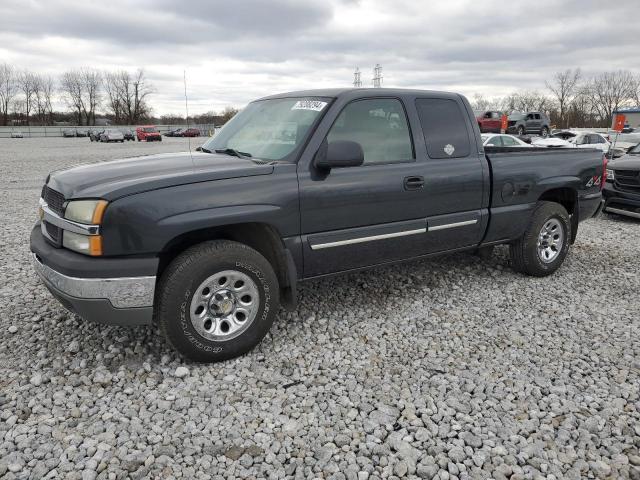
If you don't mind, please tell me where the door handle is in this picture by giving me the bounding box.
[404,176,424,190]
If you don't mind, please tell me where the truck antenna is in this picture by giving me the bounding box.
[183,70,193,164]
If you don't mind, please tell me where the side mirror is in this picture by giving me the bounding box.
[314,140,364,170]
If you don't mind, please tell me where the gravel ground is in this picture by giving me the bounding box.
[1,137,639,480]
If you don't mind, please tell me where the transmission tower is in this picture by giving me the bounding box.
[372,64,383,88]
[353,67,362,87]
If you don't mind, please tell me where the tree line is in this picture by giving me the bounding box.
[472,69,640,129]
[0,63,238,127]
[0,63,154,126]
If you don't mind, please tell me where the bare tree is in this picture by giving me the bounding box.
[589,70,635,125]
[546,68,581,128]
[60,71,85,125]
[220,106,239,124]
[501,90,550,113]
[0,63,17,126]
[471,94,491,111]
[104,71,124,123]
[17,70,37,125]
[103,69,153,124]
[32,73,55,125]
[80,69,101,125]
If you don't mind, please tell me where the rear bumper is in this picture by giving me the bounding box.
[602,183,640,219]
[30,225,156,326]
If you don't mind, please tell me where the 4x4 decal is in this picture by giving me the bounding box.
[586,175,602,188]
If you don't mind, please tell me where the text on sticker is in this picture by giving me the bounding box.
[291,100,327,111]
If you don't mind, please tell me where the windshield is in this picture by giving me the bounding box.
[509,113,525,120]
[144,127,158,133]
[201,97,331,161]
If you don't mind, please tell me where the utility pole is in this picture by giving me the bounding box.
[372,64,383,88]
[353,67,362,88]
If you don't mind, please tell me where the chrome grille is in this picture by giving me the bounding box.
[42,185,65,216]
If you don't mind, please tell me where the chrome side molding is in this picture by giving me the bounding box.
[310,228,426,250]
[428,219,478,232]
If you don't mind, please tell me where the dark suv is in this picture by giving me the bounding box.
[507,111,550,137]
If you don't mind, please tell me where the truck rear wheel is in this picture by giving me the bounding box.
[157,240,280,362]
[510,201,571,277]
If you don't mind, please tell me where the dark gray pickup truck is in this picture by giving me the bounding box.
[31,88,605,362]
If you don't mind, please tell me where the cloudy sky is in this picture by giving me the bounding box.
[1,0,638,115]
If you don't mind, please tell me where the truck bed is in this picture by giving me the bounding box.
[482,146,605,244]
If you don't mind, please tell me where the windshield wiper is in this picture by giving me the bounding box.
[215,148,252,159]
[196,146,213,153]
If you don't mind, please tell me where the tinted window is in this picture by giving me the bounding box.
[326,98,413,165]
[534,114,541,120]
[415,98,471,159]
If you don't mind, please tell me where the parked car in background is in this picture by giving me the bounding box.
[603,142,640,219]
[475,110,504,133]
[507,112,551,137]
[99,129,125,143]
[63,129,76,138]
[136,125,162,142]
[31,88,605,362]
[481,133,533,147]
[75,129,88,137]
[89,129,104,142]
[533,131,611,154]
[182,128,201,137]
[121,129,135,141]
[164,128,184,137]
[10,131,23,138]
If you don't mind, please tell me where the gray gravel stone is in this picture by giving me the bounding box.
[1,137,638,480]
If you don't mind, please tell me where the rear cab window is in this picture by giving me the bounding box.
[415,98,472,159]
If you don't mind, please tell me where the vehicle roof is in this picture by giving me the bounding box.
[257,87,462,101]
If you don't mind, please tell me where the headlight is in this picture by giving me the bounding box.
[63,231,103,256]
[606,168,614,181]
[64,199,108,224]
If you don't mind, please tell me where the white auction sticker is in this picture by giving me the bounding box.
[291,100,327,111]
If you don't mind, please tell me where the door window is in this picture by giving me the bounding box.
[485,136,503,147]
[326,98,414,165]
[415,98,471,159]
[501,136,519,146]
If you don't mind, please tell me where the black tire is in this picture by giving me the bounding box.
[517,125,525,136]
[541,126,549,138]
[510,201,571,277]
[157,240,280,362]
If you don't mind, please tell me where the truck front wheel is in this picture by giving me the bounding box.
[510,201,571,277]
[157,240,280,362]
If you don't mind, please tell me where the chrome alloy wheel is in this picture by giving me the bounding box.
[189,270,260,341]
[537,218,564,263]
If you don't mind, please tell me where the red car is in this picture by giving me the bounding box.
[475,110,504,133]
[182,128,201,137]
[135,125,162,142]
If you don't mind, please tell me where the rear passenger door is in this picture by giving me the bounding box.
[413,97,486,252]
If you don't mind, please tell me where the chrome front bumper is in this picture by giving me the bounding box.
[32,254,155,308]
[32,254,156,325]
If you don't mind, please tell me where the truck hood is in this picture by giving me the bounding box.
[47,151,274,200]
[609,154,640,171]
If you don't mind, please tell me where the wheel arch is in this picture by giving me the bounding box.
[157,222,297,308]
[537,187,579,243]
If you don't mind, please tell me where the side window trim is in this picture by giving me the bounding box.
[324,96,416,167]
